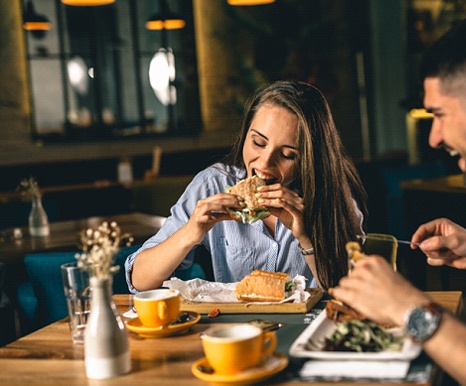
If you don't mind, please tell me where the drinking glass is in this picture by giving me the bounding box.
[61,262,90,343]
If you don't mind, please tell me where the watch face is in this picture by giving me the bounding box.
[406,306,441,342]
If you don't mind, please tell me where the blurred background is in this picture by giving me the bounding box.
[1,0,466,290]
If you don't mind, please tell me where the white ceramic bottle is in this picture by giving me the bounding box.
[84,276,131,379]
[28,195,50,237]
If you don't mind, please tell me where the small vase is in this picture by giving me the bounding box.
[28,195,50,237]
[84,276,131,379]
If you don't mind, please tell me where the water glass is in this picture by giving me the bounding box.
[61,262,90,343]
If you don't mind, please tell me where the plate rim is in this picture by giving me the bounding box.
[289,311,422,360]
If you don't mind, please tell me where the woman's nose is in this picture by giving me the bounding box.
[260,150,276,166]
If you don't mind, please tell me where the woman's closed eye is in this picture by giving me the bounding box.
[281,151,297,160]
[253,139,266,148]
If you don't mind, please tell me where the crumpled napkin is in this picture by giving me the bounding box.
[162,275,310,303]
[299,360,411,380]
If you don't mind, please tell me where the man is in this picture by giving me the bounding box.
[331,20,466,385]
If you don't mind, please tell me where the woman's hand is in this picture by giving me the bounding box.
[183,193,245,245]
[412,218,466,269]
[255,183,306,238]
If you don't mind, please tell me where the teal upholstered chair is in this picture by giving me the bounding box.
[16,245,140,334]
[16,245,205,335]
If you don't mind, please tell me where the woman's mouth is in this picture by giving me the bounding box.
[254,170,278,185]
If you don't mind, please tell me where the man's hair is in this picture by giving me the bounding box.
[420,19,466,95]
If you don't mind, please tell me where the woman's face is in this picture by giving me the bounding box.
[242,104,300,186]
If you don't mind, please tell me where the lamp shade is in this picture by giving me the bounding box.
[23,0,51,31]
[227,0,275,5]
[146,0,185,30]
[61,0,115,5]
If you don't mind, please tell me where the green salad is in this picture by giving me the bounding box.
[323,319,404,353]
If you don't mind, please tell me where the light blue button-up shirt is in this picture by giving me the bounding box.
[125,163,325,293]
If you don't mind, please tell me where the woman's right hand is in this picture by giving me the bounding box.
[184,192,245,244]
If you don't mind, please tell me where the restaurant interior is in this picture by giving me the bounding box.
[0,0,466,373]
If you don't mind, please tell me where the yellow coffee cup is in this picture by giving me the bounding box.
[200,324,277,375]
[133,289,180,328]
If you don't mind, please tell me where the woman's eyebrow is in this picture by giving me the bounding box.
[250,129,299,150]
[250,129,268,140]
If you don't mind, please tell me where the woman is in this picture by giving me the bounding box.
[125,81,367,292]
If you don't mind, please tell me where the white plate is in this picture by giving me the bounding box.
[289,311,422,360]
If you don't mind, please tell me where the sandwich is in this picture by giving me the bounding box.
[235,270,294,302]
[226,176,270,224]
[346,241,366,265]
[325,299,366,323]
[326,241,367,322]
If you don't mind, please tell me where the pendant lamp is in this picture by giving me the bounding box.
[227,0,275,5]
[61,0,115,6]
[146,0,185,30]
[23,0,51,32]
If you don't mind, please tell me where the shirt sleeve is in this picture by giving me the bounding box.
[124,165,232,293]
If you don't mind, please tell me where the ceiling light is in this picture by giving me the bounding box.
[146,0,185,30]
[61,0,115,6]
[23,0,51,32]
[227,0,275,5]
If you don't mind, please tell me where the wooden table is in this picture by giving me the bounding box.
[0,212,165,265]
[0,291,462,385]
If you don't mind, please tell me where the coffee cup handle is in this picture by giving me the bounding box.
[158,301,167,320]
[262,331,277,356]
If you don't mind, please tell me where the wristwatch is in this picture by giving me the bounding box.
[403,302,444,343]
[298,243,315,255]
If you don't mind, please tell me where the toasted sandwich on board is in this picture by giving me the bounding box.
[235,270,294,302]
[226,176,270,224]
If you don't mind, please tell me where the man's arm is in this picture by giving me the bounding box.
[330,256,466,385]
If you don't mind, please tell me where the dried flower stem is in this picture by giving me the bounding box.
[17,176,42,201]
[76,221,134,279]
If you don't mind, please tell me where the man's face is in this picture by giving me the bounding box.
[424,77,466,171]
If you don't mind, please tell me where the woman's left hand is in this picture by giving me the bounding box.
[256,183,306,237]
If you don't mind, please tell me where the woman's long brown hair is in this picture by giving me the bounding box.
[224,81,368,290]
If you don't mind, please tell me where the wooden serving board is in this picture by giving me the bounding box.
[180,288,323,314]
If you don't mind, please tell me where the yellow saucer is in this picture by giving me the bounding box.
[191,352,289,385]
[126,311,200,338]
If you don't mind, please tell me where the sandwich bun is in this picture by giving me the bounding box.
[235,270,291,302]
[325,299,366,323]
[346,241,366,264]
[226,176,270,224]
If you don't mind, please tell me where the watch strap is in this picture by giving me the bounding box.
[298,244,315,255]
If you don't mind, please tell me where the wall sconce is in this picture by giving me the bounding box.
[23,0,52,35]
[146,0,185,30]
[61,0,115,5]
[227,0,275,5]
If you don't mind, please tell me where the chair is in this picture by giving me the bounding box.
[16,245,141,334]
[16,245,206,335]
[0,262,16,346]
[16,251,77,334]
